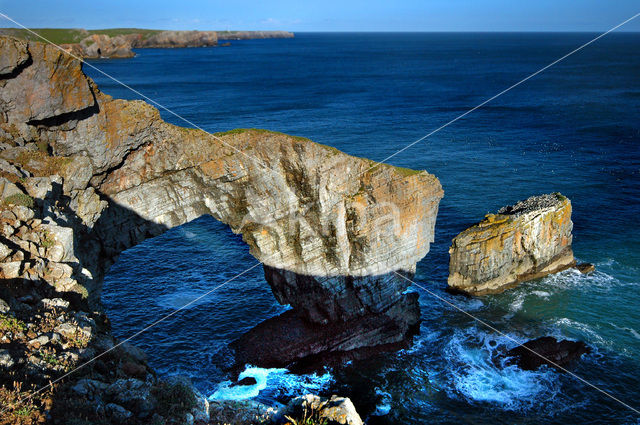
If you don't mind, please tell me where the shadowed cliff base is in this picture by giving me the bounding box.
[233,269,421,373]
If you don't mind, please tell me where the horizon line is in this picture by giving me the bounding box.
[1,26,639,34]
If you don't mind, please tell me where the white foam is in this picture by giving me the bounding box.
[372,388,392,416]
[445,328,560,411]
[209,366,333,401]
[531,290,550,297]
[509,294,525,313]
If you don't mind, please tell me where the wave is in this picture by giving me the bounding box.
[209,365,333,401]
[444,328,562,411]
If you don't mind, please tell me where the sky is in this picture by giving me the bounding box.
[0,0,639,32]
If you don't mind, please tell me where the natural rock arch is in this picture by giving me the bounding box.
[0,36,443,365]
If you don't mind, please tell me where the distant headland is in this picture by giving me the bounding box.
[0,27,295,58]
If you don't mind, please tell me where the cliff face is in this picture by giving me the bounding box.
[0,33,443,418]
[448,193,575,295]
[217,30,295,40]
[137,30,218,48]
[52,29,294,58]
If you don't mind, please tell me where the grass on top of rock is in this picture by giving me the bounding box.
[3,193,34,209]
[0,313,26,333]
[214,128,311,142]
[284,404,330,425]
[214,128,347,158]
[11,150,72,177]
[365,159,423,177]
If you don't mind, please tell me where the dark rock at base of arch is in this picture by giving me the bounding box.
[263,265,418,325]
[231,270,420,372]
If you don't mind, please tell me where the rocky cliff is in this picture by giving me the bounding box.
[0,35,442,422]
[1,28,294,59]
[448,193,575,295]
[217,31,295,40]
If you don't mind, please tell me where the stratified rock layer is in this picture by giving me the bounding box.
[448,193,575,295]
[0,35,443,421]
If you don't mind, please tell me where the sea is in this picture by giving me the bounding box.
[88,33,640,424]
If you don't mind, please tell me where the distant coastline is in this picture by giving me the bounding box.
[0,27,294,58]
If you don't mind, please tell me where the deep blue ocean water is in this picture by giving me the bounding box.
[89,33,640,424]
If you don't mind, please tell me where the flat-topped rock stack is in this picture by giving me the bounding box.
[448,193,576,295]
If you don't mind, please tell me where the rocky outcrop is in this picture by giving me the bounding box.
[503,336,590,371]
[137,30,218,48]
[0,35,442,422]
[274,394,363,425]
[51,29,294,59]
[76,34,141,58]
[217,30,295,40]
[448,193,575,295]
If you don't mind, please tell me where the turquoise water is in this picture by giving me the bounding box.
[94,33,640,424]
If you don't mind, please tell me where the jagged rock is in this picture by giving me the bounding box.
[0,36,29,75]
[448,193,575,294]
[41,298,70,309]
[232,292,419,371]
[231,376,258,386]
[71,378,109,397]
[217,31,294,41]
[276,394,363,425]
[504,336,590,371]
[13,206,34,222]
[0,297,9,313]
[577,262,595,274]
[115,341,148,363]
[105,403,133,423]
[0,39,94,123]
[79,34,139,59]
[0,349,14,368]
[139,30,217,48]
[208,399,275,424]
[0,177,24,199]
[107,378,156,419]
[0,261,21,278]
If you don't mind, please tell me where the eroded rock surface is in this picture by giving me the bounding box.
[0,35,442,422]
[504,336,590,371]
[448,193,575,295]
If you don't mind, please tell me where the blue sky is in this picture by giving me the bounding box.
[0,0,639,32]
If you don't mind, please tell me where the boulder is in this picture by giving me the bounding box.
[448,193,575,294]
[504,336,590,371]
[576,263,595,274]
[276,394,363,425]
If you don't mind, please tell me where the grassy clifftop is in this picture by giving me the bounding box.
[0,27,163,44]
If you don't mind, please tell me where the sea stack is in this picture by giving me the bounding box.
[448,193,576,295]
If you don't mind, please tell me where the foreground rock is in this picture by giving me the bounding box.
[448,193,576,295]
[0,35,442,422]
[504,336,591,371]
[273,394,363,425]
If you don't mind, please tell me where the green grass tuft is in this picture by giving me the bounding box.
[4,193,34,208]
